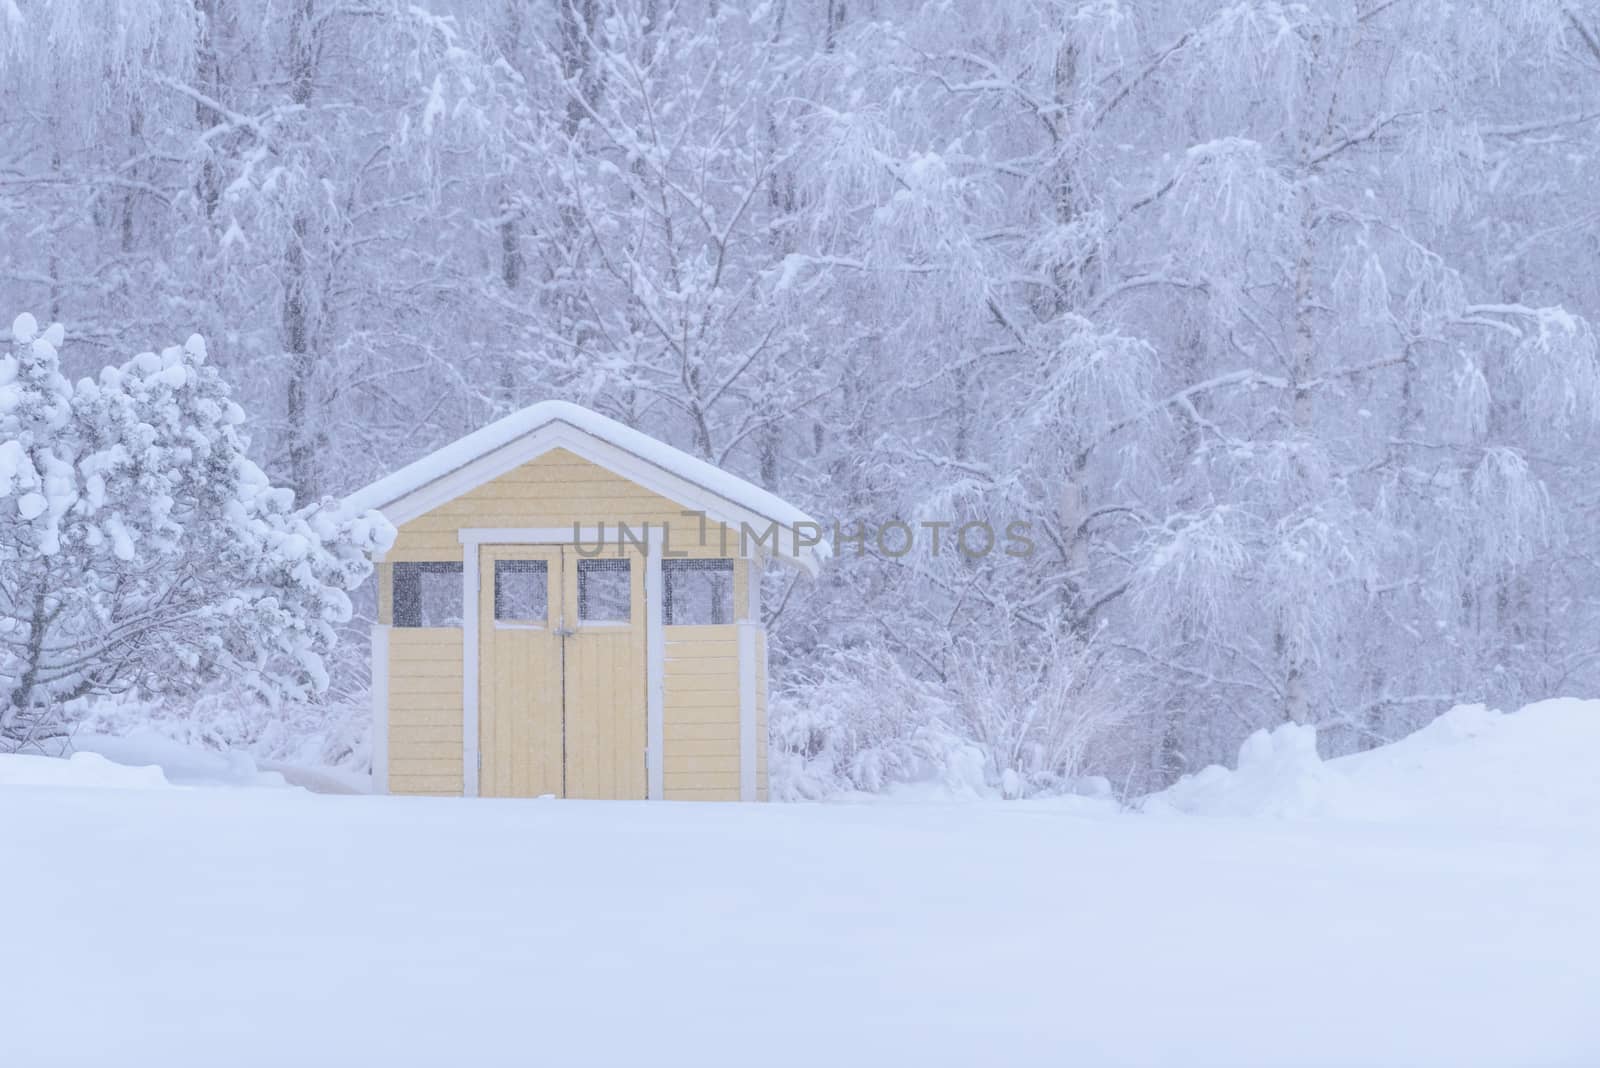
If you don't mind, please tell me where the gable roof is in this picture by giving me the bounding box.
[342,401,826,572]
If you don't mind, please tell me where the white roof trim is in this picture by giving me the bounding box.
[343,402,825,573]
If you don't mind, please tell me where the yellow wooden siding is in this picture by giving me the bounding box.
[387,627,463,795]
[662,625,740,800]
[387,448,740,562]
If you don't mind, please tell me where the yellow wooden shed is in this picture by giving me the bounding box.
[345,401,824,801]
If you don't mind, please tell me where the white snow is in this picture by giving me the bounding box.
[9,726,367,793]
[422,73,447,134]
[69,730,291,790]
[4,698,1598,1066]
[102,510,135,559]
[1149,697,1600,828]
[340,400,825,562]
[65,727,371,794]
[11,310,37,343]
[15,489,46,518]
[0,749,168,789]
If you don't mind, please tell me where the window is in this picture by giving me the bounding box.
[494,559,549,623]
[663,558,734,625]
[577,559,631,622]
[392,562,463,627]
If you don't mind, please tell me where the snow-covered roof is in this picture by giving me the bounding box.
[343,401,825,571]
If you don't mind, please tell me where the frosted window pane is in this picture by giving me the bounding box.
[495,560,548,622]
[663,559,734,625]
[393,562,463,628]
[578,559,631,622]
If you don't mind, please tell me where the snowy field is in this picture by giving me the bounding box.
[6,701,1599,1067]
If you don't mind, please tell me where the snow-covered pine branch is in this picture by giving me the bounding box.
[0,313,393,748]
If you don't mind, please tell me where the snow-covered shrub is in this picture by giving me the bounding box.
[770,626,1124,800]
[946,624,1127,799]
[73,691,371,772]
[0,313,394,750]
[769,647,978,800]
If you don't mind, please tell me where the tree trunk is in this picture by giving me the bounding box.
[284,0,319,499]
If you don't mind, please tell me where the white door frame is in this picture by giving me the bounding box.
[370,623,390,795]
[737,564,761,802]
[458,526,664,799]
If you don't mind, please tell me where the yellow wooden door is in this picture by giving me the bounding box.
[560,552,647,799]
[477,545,564,797]
[478,545,647,799]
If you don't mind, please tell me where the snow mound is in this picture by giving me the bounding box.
[0,730,323,792]
[73,730,290,790]
[1147,698,1600,828]
[1145,721,1341,820]
[0,751,170,790]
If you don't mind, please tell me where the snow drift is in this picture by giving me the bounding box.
[0,750,169,790]
[0,727,368,793]
[1147,698,1600,828]
[6,734,1598,1067]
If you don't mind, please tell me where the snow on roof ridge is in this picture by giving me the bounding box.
[342,400,821,536]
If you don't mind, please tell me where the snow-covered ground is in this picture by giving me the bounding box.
[1148,697,1600,828]
[6,701,1598,1067]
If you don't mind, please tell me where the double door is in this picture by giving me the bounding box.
[478,544,645,799]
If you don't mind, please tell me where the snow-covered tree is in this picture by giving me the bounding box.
[764,0,1600,789]
[0,312,393,749]
[4,0,1600,792]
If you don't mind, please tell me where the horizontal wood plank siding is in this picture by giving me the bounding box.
[663,787,742,802]
[663,625,741,800]
[387,626,463,796]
